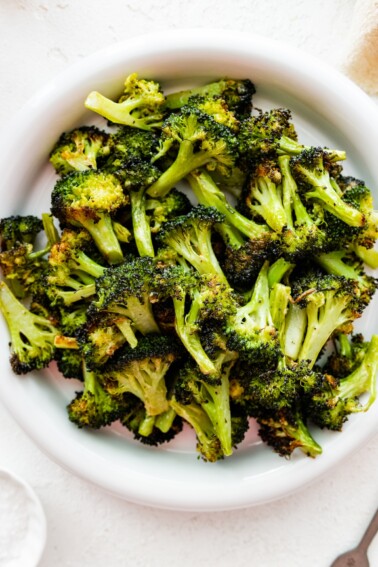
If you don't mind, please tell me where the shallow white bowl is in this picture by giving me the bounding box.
[0,29,377,511]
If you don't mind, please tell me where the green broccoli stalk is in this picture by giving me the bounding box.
[49,126,111,175]
[146,107,239,198]
[51,170,128,264]
[118,160,161,258]
[85,73,165,131]
[188,169,270,240]
[120,398,183,445]
[0,280,58,374]
[67,363,121,429]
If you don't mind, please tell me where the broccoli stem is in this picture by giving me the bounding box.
[298,166,365,227]
[169,398,221,462]
[173,293,217,376]
[314,251,361,281]
[250,177,287,233]
[188,170,269,239]
[79,214,124,265]
[200,374,233,457]
[352,244,378,269]
[130,189,155,257]
[85,91,162,131]
[235,261,273,330]
[55,283,97,306]
[154,407,177,433]
[106,296,160,336]
[284,303,307,361]
[114,318,138,348]
[298,293,352,367]
[147,140,215,199]
[279,155,314,229]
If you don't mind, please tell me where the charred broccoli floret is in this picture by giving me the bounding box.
[88,256,160,338]
[0,280,58,374]
[103,334,182,416]
[156,205,227,282]
[67,362,121,429]
[165,78,255,120]
[305,335,378,430]
[284,272,365,367]
[49,126,111,175]
[85,73,165,131]
[51,169,128,264]
[146,107,240,198]
[121,397,183,445]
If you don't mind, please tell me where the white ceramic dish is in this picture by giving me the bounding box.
[0,468,47,566]
[0,29,378,511]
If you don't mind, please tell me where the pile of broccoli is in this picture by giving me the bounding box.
[1,73,378,463]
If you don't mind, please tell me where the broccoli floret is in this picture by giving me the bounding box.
[49,126,111,175]
[165,78,255,120]
[55,348,84,380]
[85,73,165,131]
[225,261,280,366]
[47,228,106,287]
[284,273,365,367]
[153,265,234,376]
[76,311,134,369]
[257,404,322,458]
[314,249,378,307]
[103,335,182,416]
[291,148,365,228]
[51,170,128,264]
[323,333,370,379]
[170,355,237,459]
[156,205,228,282]
[88,256,160,337]
[0,215,43,251]
[121,398,183,445]
[306,334,378,430]
[67,363,121,429]
[242,159,287,233]
[145,188,192,233]
[106,126,160,170]
[146,107,239,198]
[0,214,58,298]
[0,280,58,374]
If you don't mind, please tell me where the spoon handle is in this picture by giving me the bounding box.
[358,508,378,552]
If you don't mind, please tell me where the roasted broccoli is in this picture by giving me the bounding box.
[49,126,111,175]
[85,73,165,130]
[51,169,128,264]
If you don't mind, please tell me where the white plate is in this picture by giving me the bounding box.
[0,29,378,511]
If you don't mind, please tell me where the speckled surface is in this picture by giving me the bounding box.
[1,2,378,566]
